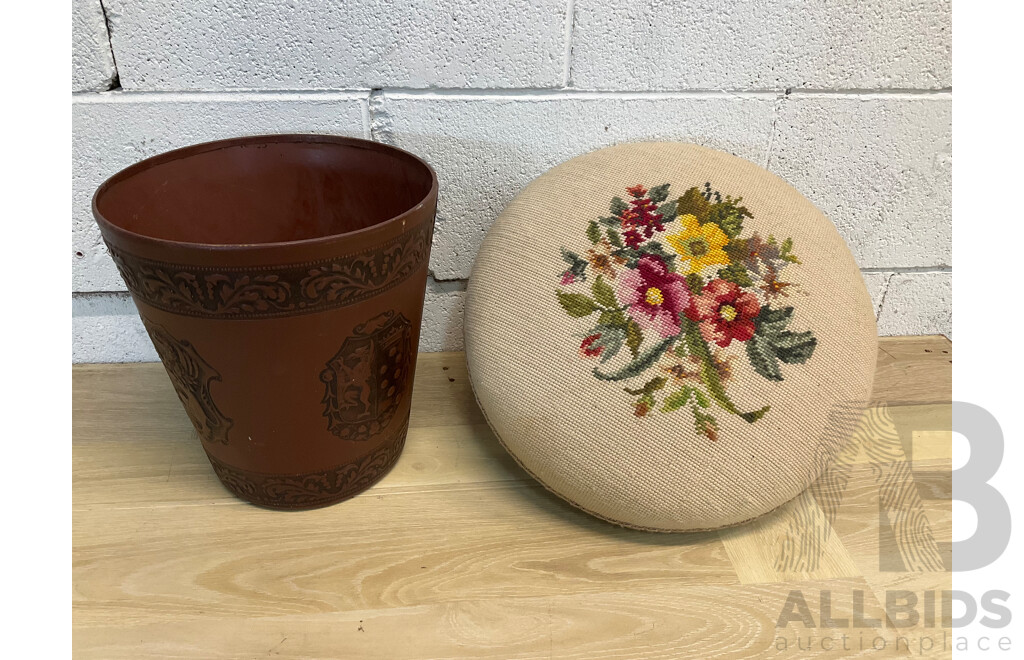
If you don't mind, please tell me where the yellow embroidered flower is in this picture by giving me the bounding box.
[665,214,731,274]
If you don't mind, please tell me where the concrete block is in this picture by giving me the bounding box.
[770,96,951,269]
[72,293,157,363]
[72,0,117,91]
[72,93,367,291]
[877,272,951,337]
[104,0,568,91]
[419,279,467,352]
[376,92,776,280]
[860,271,891,318]
[571,0,951,90]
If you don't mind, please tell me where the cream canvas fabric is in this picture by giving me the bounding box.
[464,142,877,532]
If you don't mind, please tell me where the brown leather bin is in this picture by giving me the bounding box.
[92,134,438,509]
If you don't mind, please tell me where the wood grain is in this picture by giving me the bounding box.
[871,336,952,406]
[75,579,900,660]
[73,336,953,659]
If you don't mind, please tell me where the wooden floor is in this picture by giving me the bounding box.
[73,336,952,659]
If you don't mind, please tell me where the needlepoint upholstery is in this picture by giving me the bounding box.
[464,142,877,532]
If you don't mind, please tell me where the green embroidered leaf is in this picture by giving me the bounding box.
[739,406,771,423]
[598,309,627,327]
[693,408,720,441]
[591,275,618,308]
[686,273,705,295]
[613,244,677,271]
[724,238,748,262]
[559,247,588,281]
[648,183,671,204]
[692,388,711,409]
[625,319,643,358]
[589,325,627,363]
[635,393,657,415]
[773,330,817,364]
[757,306,794,336]
[586,220,602,244]
[643,241,669,256]
[598,215,621,228]
[746,335,784,382]
[555,291,597,318]
[717,262,753,287]
[606,228,624,248]
[593,336,674,382]
[656,199,677,221]
[610,196,628,217]
[677,188,710,223]
[661,387,693,412]
[777,237,802,264]
[717,211,744,238]
[743,306,816,381]
[683,319,768,422]
[704,192,752,236]
[638,242,677,269]
[625,376,667,396]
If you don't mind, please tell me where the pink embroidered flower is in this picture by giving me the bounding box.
[617,255,690,338]
[686,278,761,348]
[560,271,577,286]
[579,333,605,358]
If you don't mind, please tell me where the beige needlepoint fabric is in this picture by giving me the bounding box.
[464,142,877,532]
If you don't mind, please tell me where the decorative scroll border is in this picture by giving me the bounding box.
[206,420,409,509]
[107,222,432,319]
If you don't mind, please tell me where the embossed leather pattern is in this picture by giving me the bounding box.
[206,421,408,509]
[320,311,414,441]
[107,223,431,320]
[142,318,234,445]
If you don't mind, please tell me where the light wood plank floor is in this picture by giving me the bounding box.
[73,336,952,659]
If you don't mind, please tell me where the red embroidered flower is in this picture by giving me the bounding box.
[622,227,645,249]
[619,185,665,248]
[686,279,761,347]
[579,333,605,358]
[617,255,690,338]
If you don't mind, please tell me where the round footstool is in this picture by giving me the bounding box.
[464,142,876,531]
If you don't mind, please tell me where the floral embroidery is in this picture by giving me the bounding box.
[555,182,817,441]
[665,214,731,274]
[687,278,760,348]
[617,255,690,338]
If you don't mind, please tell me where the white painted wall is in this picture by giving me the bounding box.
[71,0,951,362]
[72,0,117,91]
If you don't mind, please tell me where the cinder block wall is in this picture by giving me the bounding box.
[72,0,951,362]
